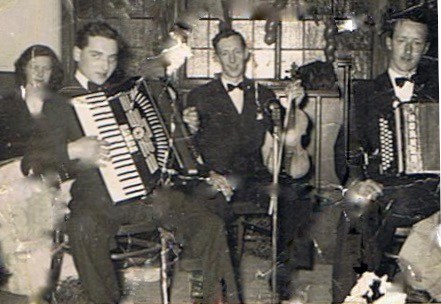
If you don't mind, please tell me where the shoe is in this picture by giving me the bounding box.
[189,270,203,300]
[268,264,294,301]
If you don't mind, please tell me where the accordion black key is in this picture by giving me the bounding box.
[379,101,439,175]
[71,78,202,204]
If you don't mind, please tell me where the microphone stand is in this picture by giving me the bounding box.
[269,102,282,304]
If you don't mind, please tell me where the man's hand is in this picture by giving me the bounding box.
[345,179,384,205]
[68,136,110,168]
[206,171,234,202]
[282,79,305,108]
[183,106,200,134]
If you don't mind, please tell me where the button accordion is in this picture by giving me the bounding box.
[71,78,202,204]
[379,101,439,175]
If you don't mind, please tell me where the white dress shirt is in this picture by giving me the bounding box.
[75,70,90,91]
[221,76,244,114]
[388,68,416,102]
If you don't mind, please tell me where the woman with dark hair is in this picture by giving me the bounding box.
[0,45,67,302]
[14,44,64,91]
[0,44,63,160]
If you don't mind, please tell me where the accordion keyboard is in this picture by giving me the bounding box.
[72,88,169,204]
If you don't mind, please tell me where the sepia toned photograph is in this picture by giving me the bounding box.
[0,0,439,303]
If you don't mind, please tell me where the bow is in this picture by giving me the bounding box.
[227,82,246,92]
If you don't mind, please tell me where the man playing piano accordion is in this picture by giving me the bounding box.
[29,21,239,304]
[333,7,439,302]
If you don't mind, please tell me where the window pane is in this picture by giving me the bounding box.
[282,21,303,49]
[304,50,326,64]
[253,20,273,49]
[189,20,209,48]
[248,50,275,79]
[232,20,253,46]
[281,50,303,79]
[304,21,326,48]
[208,19,221,46]
[186,49,209,78]
[208,50,222,77]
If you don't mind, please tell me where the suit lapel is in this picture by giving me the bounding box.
[374,73,394,96]
[242,79,258,119]
[213,79,243,116]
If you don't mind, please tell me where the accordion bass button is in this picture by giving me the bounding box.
[133,126,145,139]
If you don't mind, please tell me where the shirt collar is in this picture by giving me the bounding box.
[388,67,416,81]
[75,70,90,90]
[20,85,26,100]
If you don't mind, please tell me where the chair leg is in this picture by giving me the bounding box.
[236,217,246,262]
[44,230,66,302]
[159,228,171,304]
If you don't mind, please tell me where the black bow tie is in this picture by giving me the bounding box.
[87,81,104,92]
[395,76,415,88]
[227,82,246,92]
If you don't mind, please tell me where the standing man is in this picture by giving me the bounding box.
[34,22,239,304]
[333,8,439,303]
[184,29,312,301]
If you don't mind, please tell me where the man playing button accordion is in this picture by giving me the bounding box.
[333,7,439,303]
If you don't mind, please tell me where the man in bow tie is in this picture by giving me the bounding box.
[184,29,313,302]
[26,21,241,304]
[333,8,439,303]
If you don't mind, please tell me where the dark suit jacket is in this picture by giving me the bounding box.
[0,89,73,179]
[0,91,34,161]
[186,78,276,180]
[335,69,439,185]
[44,78,117,212]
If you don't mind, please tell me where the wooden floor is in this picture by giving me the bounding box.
[121,199,343,304]
[0,195,342,304]
[122,253,333,304]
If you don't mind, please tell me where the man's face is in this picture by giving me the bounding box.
[216,35,248,80]
[25,56,52,88]
[386,20,429,74]
[74,36,118,85]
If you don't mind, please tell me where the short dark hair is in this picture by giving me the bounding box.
[212,29,247,52]
[75,21,123,50]
[385,7,432,41]
[14,44,64,91]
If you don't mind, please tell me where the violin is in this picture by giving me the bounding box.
[281,65,311,179]
[261,65,311,179]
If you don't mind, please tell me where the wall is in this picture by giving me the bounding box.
[70,0,163,78]
[0,0,61,72]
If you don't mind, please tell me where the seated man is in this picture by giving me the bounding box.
[29,21,240,304]
[183,28,313,301]
[333,8,439,303]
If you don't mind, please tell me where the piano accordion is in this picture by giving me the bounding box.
[379,101,439,175]
[71,78,202,204]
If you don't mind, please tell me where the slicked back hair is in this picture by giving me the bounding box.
[385,7,431,41]
[212,29,247,53]
[75,21,123,50]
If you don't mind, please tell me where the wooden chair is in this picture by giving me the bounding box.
[231,201,271,260]
[48,222,177,304]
